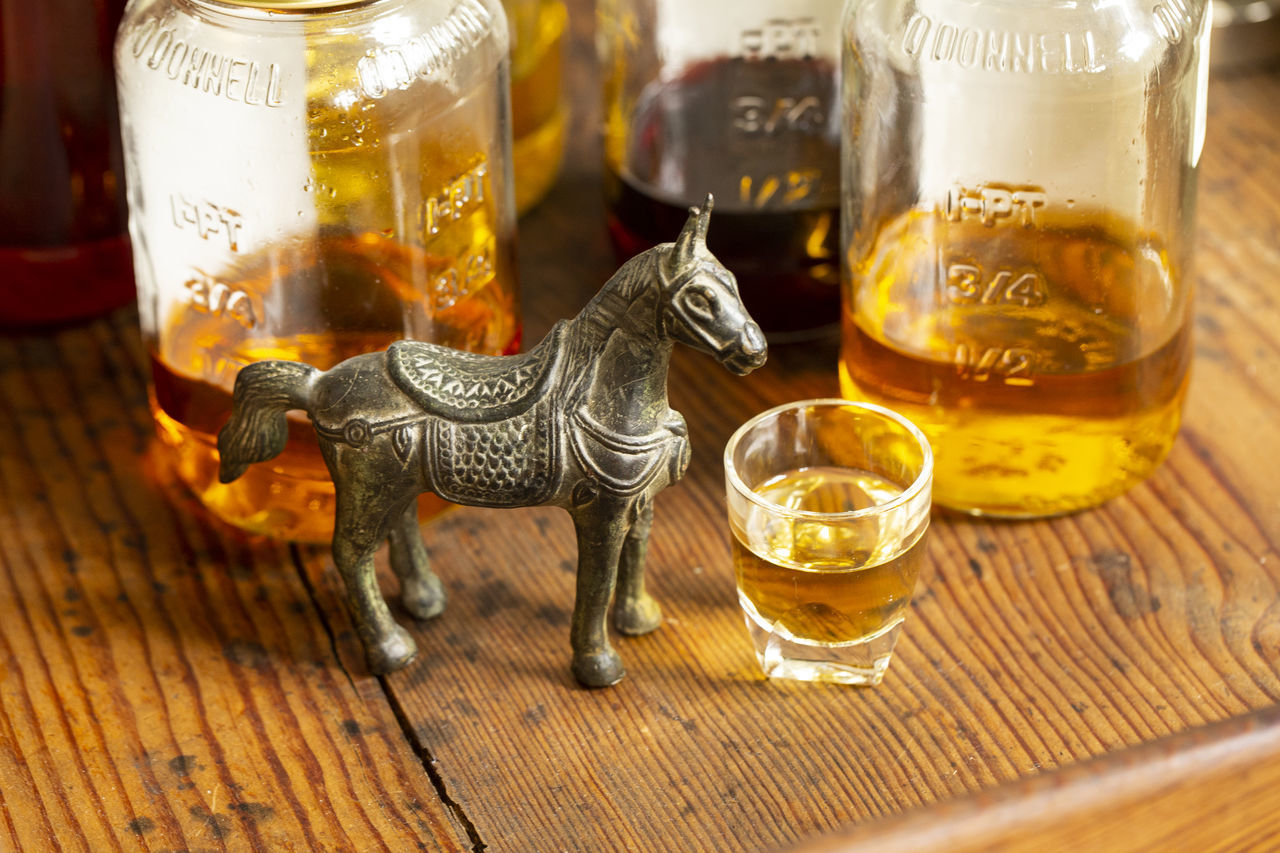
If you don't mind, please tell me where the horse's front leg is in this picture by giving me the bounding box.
[613,497,662,636]
[388,501,446,621]
[569,494,630,687]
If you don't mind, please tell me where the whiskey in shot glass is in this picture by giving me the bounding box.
[725,400,933,685]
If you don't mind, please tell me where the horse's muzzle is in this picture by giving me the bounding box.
[724,322,768,375]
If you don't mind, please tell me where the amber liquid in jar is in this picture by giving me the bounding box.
[604,57,840,337]
[507,0,567,212]
[151,230,518,543]
[148,82,519,541]
[839,210,1190,517]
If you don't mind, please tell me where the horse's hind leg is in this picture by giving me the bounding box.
[613,498,663,636]
[388,502,445,621]
[332,487,418,675]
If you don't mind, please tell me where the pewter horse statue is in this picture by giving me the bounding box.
[217,197,767,687]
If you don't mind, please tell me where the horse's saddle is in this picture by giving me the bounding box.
[387,321,568,423]
[427,396,561,508]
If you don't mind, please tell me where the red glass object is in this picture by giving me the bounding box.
[0,0,134,328]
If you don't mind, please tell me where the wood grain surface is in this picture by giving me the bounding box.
[0,317,469,851]
[0,1,1277,850]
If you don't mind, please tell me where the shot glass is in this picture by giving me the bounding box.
[724,399,933,685]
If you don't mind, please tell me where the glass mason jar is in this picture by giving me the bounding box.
[598,0,844,338]
[115,0,520,542]
[839,0,1210,516]
[1,0,135,327]
[503,0,567,212]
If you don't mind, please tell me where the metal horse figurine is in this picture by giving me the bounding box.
[216,197,767,687]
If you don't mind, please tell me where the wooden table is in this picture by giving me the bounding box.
[3,7,1278,851]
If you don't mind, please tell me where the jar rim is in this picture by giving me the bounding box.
[192,0,380,11]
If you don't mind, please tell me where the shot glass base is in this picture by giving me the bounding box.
[745,614,903,686]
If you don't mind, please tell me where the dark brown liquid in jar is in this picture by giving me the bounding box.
[605,57,840,338]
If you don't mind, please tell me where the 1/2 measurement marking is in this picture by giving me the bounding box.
[738,169,821,208]
[954,344,1036,385]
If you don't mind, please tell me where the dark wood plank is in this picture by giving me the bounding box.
[0,316,467,851]
[788,704,1280,853]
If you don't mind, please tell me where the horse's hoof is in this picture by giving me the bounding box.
[572,648,625,688]
[366,625,418,675]
[403,575,446,621]
[614,594,663,636]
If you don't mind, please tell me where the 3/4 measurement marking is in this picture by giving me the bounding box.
[184,271,257,329]
[947,264,1047,307]
[731,95,825,136]
[431,240,495,309]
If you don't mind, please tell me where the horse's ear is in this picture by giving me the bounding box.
[665,193,714,278]
[695,193,713,244]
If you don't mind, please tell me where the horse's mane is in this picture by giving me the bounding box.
[570,245,666,352]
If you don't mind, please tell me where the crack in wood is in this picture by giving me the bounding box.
[288,543,486,851]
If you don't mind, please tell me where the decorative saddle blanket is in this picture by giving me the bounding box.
[427,395,560,507]
[387,321,568,423]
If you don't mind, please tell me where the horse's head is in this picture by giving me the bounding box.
[656,196,768,375]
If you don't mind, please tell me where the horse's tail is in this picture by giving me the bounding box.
[217,361,319,484]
